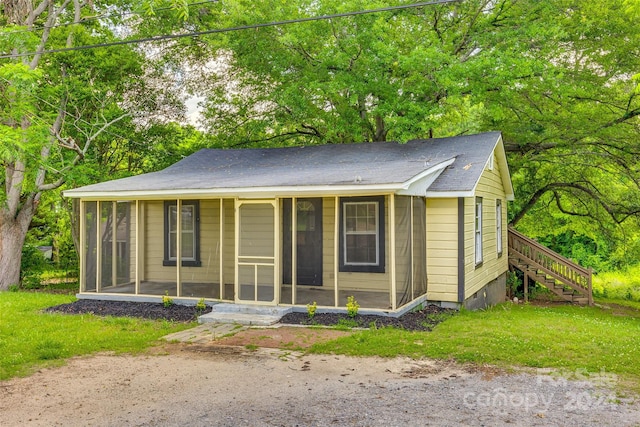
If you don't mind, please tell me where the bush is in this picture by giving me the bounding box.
[20,244,48,289]
[593,265,640,302]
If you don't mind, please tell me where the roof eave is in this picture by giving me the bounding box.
[64,183,406,200]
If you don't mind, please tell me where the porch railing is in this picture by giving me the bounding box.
[508,227,593,305]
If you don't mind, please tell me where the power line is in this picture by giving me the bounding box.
[1,0,219,38]
[0,0,460,60]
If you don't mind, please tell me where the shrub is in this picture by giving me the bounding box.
[20,243,48,289]
[306,301,317,319]
[593,266,640,302]
[346,296,359,318]
[162,291,174,308]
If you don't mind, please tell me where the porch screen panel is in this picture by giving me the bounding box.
[395,196,412,307]
[412,197,427,298]
[84,201,98,292]
[238,203,275,303]
[100,202,114,290]
[181,200,221,299]
[116,202,132,287]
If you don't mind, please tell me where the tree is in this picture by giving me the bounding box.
[160,0,639,267]
[0,1,180,290]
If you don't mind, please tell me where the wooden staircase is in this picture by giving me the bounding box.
[508,227,593,305]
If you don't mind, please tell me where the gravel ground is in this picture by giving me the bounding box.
[46,300,454,330]
[1,346,638,427]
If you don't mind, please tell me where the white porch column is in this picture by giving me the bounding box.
[390,193,397,310]
[176,199,182,297]
[111,201,117,288]
[410,196,415,301]
[334,196,339,307]
[79,200,86,292]
[219,198,224,300]
[135,200,141,295]
[96,201,102,293]
[274,198,280,304]
[292,197,297,305]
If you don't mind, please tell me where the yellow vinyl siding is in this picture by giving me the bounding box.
[426,198,458,302]
[464,152,509,299]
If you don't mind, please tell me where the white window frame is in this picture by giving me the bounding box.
[164,201,200,267]
[339,196,385,273]
[343,201,379,266]
[496,199,503,256]
[168,204,196,261]
[475,197,483,266]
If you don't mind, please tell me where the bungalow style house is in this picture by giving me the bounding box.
[64,131,514,313]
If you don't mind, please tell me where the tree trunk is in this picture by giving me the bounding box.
[0,210,32,290]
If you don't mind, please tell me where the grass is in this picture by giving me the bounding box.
[310,302,640,391]
[0,292,193,380]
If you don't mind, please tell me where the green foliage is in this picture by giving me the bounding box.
[506,271,522,299]
[195,298,206,312]
[593,267,640,302]
[335,317,359,330]
[346,296,359,318]
[162,291,174,308]
[306,301,317,319]
[19,244,48,289]
[0,292,190,380]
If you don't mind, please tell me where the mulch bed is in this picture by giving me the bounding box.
[279,304,455,331]
[45,299,212,322]
[46,300,455,330]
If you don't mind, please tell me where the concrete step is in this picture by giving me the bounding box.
[198,311,282,326]
[209,303,292,316]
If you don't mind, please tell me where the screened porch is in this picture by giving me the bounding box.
[78,195,428,313]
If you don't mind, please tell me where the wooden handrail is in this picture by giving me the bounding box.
[508,227,593,305]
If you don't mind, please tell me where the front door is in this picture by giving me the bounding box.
[283,198,323,286]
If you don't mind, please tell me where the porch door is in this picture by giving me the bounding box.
[235,200,278,304]
[283,198,323,286]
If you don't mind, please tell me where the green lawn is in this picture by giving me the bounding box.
[310,302,640,391]
[0,292,192,380]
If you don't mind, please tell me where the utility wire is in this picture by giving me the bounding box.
[1,0,219,37]
[0,0,460,59]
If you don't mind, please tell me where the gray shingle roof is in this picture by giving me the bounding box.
[65,132,506,197]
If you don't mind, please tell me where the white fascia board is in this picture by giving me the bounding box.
[495,136,515,201]
[397,158,456,196]
[425,190,475,198]
[64,183,405,200]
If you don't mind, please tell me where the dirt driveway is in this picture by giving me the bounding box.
[1,330,640,427]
